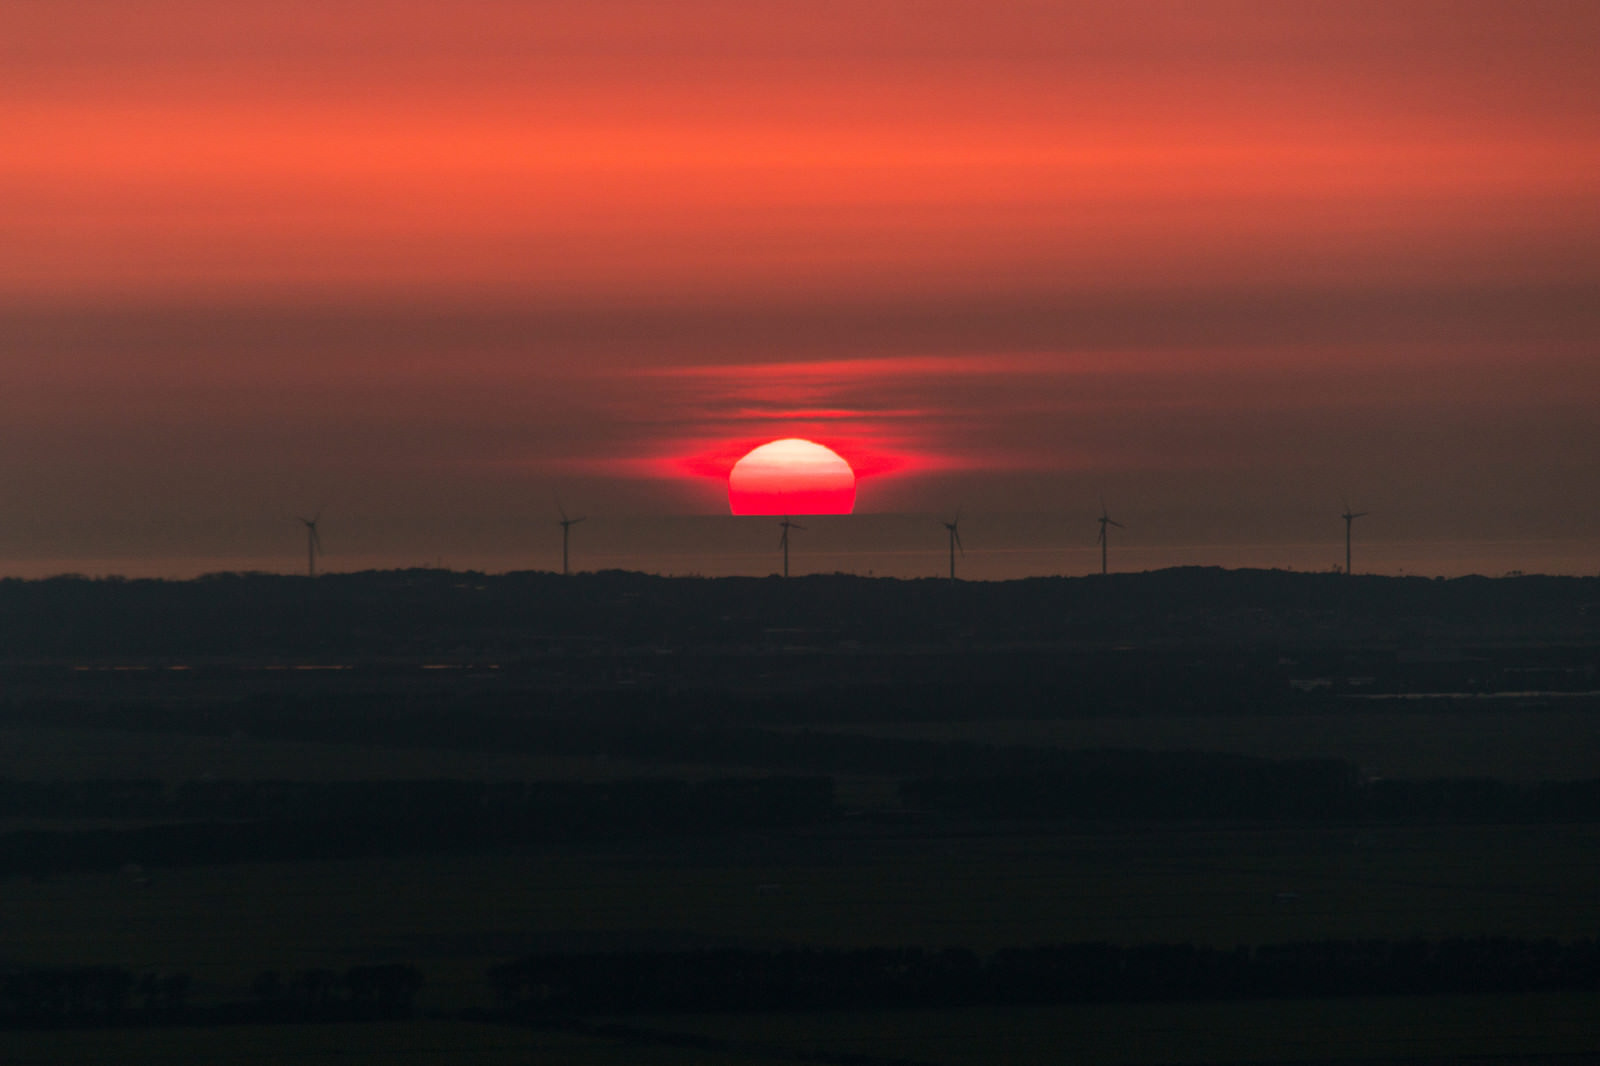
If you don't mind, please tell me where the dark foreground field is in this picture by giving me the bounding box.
[2,568,1598,1063]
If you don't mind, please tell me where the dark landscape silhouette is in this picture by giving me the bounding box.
[3,568,1598,1062]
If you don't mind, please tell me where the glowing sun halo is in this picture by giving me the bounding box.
[728,439,856,515]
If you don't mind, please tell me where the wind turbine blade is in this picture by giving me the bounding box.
[955,530,964,553]
[1109,519,1124,529]
[311,528,322,551]
[1097,526,1105,544]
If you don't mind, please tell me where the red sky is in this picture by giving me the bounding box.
[3,1,1598,576]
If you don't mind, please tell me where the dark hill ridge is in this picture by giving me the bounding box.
[0,567,1597,659]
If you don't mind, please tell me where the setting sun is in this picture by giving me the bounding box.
[728,439,856,515]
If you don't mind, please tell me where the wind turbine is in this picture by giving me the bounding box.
[296,510,323,578]
[778,516,804,578]
[1096,499,1123,576]
[1341,499,1368,575]
[557,503,586,576]
[942,513,963,581]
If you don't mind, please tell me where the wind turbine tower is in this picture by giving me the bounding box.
[557,505,586,576]
[1341,501,1368,575]
[297,512,323,578]
[778,517,803,578]
[942,514,963,581]
[1097,501,1123,576]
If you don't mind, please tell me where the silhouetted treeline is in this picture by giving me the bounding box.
[16,935,1598,1033]
[3,567,1597,659]
[0,777,833,875]
[246,964,423,1022]
[485,936,1600,1016]
[0,964,419,1029]
[0,966,141,1026]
